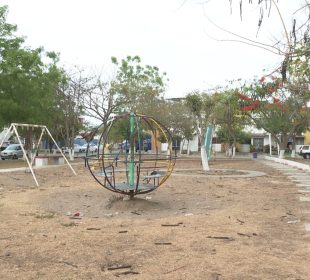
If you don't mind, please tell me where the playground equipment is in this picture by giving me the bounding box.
[0,123,76,186]
[0,127,13,150]
[85,112,176,198]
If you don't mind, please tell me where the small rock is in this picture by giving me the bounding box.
[73,211,82,217]
[184,213,194,216]
[287,219,300,224]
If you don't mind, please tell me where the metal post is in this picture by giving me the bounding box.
[269,133,272,156]
[45,127,77,175]
[12,124,39,187]
[129,112,135,187]
[30,127,45,166]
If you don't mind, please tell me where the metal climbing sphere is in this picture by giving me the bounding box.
[85,112,176,198]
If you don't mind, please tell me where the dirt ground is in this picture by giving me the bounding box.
[0,156,310,280]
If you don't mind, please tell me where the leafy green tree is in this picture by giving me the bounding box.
[241,75,310,156]
[0,5,66,155]
[160,100,195,154]
[216,127,251,145]
[185,91,216,170]
[213,89,247,156]
[53,71,86,158]
[107,118,130,143]
[0,6,63,128]
[110,55,168,114]
[289,32,310,82]
[78,55,168,135]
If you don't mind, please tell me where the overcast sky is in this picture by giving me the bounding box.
[1,0,306,98]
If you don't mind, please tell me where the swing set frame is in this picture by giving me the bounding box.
[0,123,76,186]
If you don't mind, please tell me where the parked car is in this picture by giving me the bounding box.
[62,144,86,153]
[0,144,24,160]
[74,144,86,153]
[82,143,98,153]
[299,145,310,159]
[0,141,12,151]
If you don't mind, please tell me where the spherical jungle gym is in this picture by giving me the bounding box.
[85,112,176,198]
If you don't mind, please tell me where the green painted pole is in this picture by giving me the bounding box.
[129,112,135,187]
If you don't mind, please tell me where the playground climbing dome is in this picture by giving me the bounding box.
[85,112,176,198]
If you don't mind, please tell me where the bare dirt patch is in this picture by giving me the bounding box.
[0,157,310,279]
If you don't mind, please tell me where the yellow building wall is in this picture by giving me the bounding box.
[304,131,310,144]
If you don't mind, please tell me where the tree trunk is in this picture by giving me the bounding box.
[68,149,74,161]
[232,145,236,158]
[291,149,296,158]
[290,136,296,158]
[25,130,32,160]
[232,138,236,158]
[226,144,233,157]
[201,145,209,171]
[279,134,288,159]
[180,139,185,155]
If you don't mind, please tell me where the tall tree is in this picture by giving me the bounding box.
[53,71,86,159]
[158,99,195,154]
[111,55,168,115]
[80,70,118,126]
[0,5,65,156]
[0,6,63,127]
[213,89,247,157]
[78,56,168,129]
[185,91,216,170]
[240,74,310,157]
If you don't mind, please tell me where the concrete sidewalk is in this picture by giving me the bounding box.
[0,161,83,173]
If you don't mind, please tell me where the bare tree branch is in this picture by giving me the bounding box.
[202,9,287,54]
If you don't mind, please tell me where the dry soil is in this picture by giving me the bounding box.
[0,157,310,280]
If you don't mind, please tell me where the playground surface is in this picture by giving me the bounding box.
[0,157,310,279]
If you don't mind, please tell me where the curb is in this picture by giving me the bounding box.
[264,156,310,172]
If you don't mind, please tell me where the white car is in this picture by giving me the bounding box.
[63,144,86,153]
[74,144,85,153]
[82,143,97,153]
[0,144,24,160]
[299,145,310,159]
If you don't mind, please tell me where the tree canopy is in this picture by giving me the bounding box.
[240,75,310,150]
[110,55,168,114]
[0,5,64,128]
